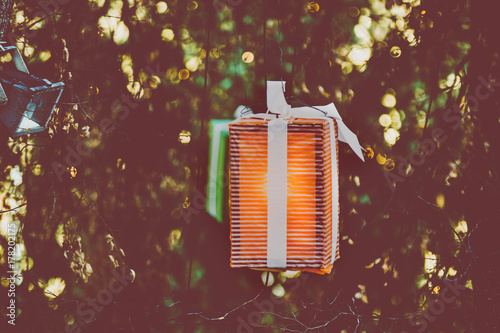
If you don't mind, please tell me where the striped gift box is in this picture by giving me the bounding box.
[228,116,340,274]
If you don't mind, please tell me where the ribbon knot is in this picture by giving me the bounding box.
[281,104,293,120]
[266,81,364,162]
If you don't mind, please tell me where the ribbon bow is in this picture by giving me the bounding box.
[265,81,365,161]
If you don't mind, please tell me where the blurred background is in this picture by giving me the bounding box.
[0,0,499,332]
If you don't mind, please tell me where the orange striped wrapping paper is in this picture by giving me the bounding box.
[228,116,340,275]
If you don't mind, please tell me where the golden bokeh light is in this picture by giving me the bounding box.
[396,19,405,31]
[424,251,437,273]
[88,85,99,96]
[23,44,35,57]
[261,272,274,286]
[455,220,468,233]
[210,48,221,58]
[32,164,43,176]
[417,110,427,128]
[308,2,320,12]
[156,1,168,14]
[364,147,375,159]
[376,153,387,165]
[44,277,66,299]
[280,270,301,279]
[384,128,400,145]
[121,54,133,76]
[161,28,175,41]
[349,6,360,17]
[379,114,392,127]
[168,229,182,250]
[116,158,126,170]
[39,50,51,62]
[342,62,353,74]
[272,284,285,298]
[400,110,406,121]
[178,130,191,143]
[349,47,372,66]
[127,81,141,95]
[390,46,402,58]
[441,73,460,90]
[21,257,33,271]
[242,51,254,63]
[436,193,445,208]
[178,69,190,80]
[404,29,418,46]
[187,1,198,11]
[466,280,473,290]
[0,52,12,63]
[69,166,77,178]
[389,109,402,130]
[113,21,129,45]
[381,93,397,108]
[384,159,395,171]
[185,57,199,72]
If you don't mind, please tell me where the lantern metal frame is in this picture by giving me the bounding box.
[0,45,64,137]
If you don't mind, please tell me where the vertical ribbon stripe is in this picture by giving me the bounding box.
[267,118,288,268]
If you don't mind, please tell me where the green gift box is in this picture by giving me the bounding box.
[206,119,231,223]
[206,106,248,223]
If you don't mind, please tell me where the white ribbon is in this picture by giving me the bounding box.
[241,81,364,268]
[267,118,288,268]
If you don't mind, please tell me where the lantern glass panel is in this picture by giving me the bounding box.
[18,113,39,132]
[0,67,64,137]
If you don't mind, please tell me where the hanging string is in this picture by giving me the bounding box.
[263,0,285,110]
[188,0,213,293]
[275,0,285,93]
[290,2,300,95]
[263,0,268,94]
[288,97,327,116]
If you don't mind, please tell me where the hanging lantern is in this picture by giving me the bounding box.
[228,82,364,274]
[0,45,64,137]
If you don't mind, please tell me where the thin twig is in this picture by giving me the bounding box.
[0,203,27,214]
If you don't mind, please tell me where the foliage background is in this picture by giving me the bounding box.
[0,0,499,332]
